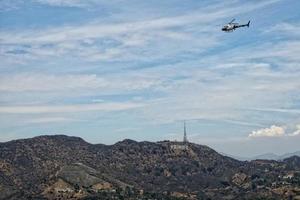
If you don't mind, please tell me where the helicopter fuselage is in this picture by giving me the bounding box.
[222,23,238,32]
[222,21,250,32]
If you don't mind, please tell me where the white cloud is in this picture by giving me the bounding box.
[249,125,300,138]
[132,56,300,124]
[0,0,282,64]
[0,0,103,10]
[0,13,213,44]
[0,74,105,92]
[249,125,285,138]
[289,125,300,136]
[25,117,78,124]
[266,22,300,37]
[33,0,97,8]
[248,108,300,114]
[0,102,143,114]
[219,119,265,128]
[0,73,162,93]
[0,0,24,11]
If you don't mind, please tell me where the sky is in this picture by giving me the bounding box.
[0,0,300,157]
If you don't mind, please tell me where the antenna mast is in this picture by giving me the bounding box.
[183,121,188,143]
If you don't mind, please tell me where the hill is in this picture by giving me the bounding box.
[0,135,299,199]
[251,152,300,161]
[226,151,300,161]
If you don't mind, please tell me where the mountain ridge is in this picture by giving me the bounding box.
[0,134,299,200]
[223,151,300,161]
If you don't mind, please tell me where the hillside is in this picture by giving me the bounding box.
[0,135,299,200]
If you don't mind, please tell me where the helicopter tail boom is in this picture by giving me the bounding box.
[236,20,250,29]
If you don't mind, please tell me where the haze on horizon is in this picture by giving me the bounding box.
[0,0,299,157]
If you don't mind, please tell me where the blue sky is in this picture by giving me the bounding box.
[0,0,300,157]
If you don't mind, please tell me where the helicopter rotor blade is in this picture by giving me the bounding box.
[229,18,235,24]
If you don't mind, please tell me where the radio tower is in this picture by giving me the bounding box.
[183,121,188,143]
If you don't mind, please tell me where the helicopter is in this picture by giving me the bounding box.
[222,19,250,32]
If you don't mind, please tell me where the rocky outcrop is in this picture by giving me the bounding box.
[57,163,105,187]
